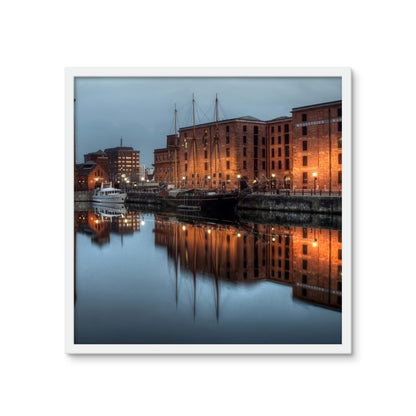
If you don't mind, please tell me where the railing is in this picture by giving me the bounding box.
[250,188,342,197]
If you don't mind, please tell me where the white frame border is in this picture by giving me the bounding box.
[65,67,352,354]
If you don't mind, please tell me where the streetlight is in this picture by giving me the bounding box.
[236,174,241,192]
[312,172,317,194]
[271,173,276,194]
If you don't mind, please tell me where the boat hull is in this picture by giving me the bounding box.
[162,193,238,217]
[92,194,127,204]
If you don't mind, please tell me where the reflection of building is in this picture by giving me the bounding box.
[154,216,342,310]
[74,209,141,245]
[75,161,109,191]
[154,100,342,192]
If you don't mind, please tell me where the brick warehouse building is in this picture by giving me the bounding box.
[103,143,140,185]
[291,100,342,192]
[154,100,342,192]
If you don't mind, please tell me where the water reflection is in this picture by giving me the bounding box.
[154,215,342,311]
[74,207,342,344]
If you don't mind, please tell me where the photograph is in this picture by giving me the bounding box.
[66,68,351,353]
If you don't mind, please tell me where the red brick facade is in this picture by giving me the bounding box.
[291,101,342,192]
[154,100,342,193]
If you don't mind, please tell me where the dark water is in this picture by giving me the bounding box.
[74,205,342,344]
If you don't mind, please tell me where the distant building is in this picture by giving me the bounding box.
[84,150,110,178]
[103,145,140,185]
[145,167,154,181]
[75,160,109,191]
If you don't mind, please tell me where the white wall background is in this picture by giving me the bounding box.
[1,1,414,415]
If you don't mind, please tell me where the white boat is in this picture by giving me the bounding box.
[92,182,127,204]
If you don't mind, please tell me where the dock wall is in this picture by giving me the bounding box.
[237,194,342,215]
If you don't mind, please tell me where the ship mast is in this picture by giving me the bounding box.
[191,94,197,185]
[212,94,221,189]
[173,104,178,187]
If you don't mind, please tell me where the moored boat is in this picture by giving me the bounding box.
[162,188,239,217]
[92,182,127,204]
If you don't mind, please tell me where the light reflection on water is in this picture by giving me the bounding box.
[74,206,342,344]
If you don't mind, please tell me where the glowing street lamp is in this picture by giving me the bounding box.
[312,172,318,194]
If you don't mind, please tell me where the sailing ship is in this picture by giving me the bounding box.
[160,95,239,216]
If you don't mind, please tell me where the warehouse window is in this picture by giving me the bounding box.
[303,156,308,166]
[303,141,307,151]
[302,126,308,136]
[302,114,307,122]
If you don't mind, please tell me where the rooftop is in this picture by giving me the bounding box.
[104,146,136,152]
[76,161,97,176]
[291,100,342,112]
[179,115,265,131]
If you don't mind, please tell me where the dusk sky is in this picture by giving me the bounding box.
[74,77,341,167]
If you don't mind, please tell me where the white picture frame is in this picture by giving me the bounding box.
[65,67,351,354]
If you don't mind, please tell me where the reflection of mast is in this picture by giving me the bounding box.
[193,226,197,320]
[175,223,178,308]
[214,229,220,322]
